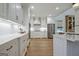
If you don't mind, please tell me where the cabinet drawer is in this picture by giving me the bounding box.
[0,39,18,56]
[8,39,18,56]
[0,42,12,56]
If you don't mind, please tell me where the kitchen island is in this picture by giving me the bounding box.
[53,33,79,56]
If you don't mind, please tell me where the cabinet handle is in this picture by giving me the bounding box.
[16,16,18,20]
[24,40,25,42]
[6,46,13,51]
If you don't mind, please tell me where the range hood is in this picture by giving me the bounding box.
[33,19,41,24]
[33,17,41,24]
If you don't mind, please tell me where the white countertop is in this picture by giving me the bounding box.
[0,32,28,45]
[53,34,66,37]
[53,34,66,38]
[53,33,79,42]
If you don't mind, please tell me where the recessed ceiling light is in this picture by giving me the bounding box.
[16,5,21,8]
[56,7,59,10]
[31,6,34,9]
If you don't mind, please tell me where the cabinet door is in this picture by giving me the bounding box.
[65,16,74,32]
[0,39,18,56]
[75,11,79,33]
[23,35,28,54]
[16,3,23,24]
[75,10,79,25]
[0,42,11,56]
[18,36,25,56]
[8,39,19,56]
[18,35,28,56]
[53,35,67,56]
[0,3,8,19]
[8,3,16,22]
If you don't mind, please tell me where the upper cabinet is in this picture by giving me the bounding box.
[15,4,24,25]
[65,15,75,32]
[75,10,79,26]
[8,3,24,25]
[0,3,25,25]
[8,3,16,22]
[0,3,8,19]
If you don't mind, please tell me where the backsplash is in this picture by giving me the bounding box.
[0,18,24,36]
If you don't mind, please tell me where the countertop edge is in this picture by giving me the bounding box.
[0,32,29,45]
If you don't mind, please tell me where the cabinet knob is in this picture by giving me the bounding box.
[24,40,25,42]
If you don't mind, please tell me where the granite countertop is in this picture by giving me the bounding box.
[66,32,79,35]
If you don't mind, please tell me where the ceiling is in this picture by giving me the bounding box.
[22,3,73,17]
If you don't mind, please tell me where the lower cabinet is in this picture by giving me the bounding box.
[18,34,29,56]
[53,35,67,56]
[0,39,19,56]
[0,34,29,56]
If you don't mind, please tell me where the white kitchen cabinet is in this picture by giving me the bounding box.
[0,33,29,56]
[0,3,8,19]
[31,31,47,38]
[75,27,79,33]
[8,3,16,22]
[8,39,19,56]
[8,3,24,25]
[18,34,28,56]
[0,39,18,56]
[75,10,79,33]
[75,10,79,25]
[0,3,4,18]
[15,4,24,24]
[53,34,67,56]
[75,17,79,33]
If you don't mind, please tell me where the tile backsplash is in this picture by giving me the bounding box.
[0,18,22,36]
[0,22,19,36]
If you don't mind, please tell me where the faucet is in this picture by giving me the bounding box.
[19,25,25,33]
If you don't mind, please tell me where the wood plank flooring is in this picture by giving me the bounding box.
[26,38,53,56]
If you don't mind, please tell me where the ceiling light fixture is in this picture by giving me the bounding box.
[56,7,59,10]
[31,6,34,9]
[16,5,21,8]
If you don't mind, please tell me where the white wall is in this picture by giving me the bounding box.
[47,16,55,24]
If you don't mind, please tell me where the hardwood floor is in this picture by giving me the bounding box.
[26,38,53,56]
